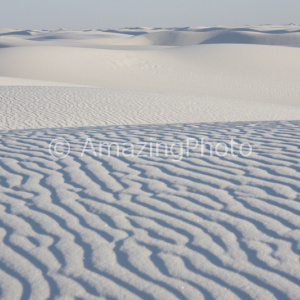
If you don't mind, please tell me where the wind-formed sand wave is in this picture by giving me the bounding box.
[0,121,299,299]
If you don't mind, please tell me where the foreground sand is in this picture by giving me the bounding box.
[0,26,300,299]
[1,121,300,299]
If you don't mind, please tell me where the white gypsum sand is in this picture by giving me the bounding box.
[0,26,299,300]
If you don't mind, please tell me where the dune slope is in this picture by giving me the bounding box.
[0,44,300,105]
[1,120,300,299]
[1,86,300,130]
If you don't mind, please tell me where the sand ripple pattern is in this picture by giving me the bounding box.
[1,86,300,131]
[0,120,300,299]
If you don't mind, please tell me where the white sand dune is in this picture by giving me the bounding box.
[1,86,300,131]
[0,43,300,105]
[1,121,300,299]
[1,25,300,46]
[1,26,300,106]
[129,28,300,47]
[0,77,82,87]
[0,26,300,299]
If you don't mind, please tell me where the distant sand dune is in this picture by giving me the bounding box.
[1,26,300,106]
[129,29,300,46]
[0,43,300,105]
[2,26,300,46]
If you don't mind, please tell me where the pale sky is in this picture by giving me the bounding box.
[0,0,299,29]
